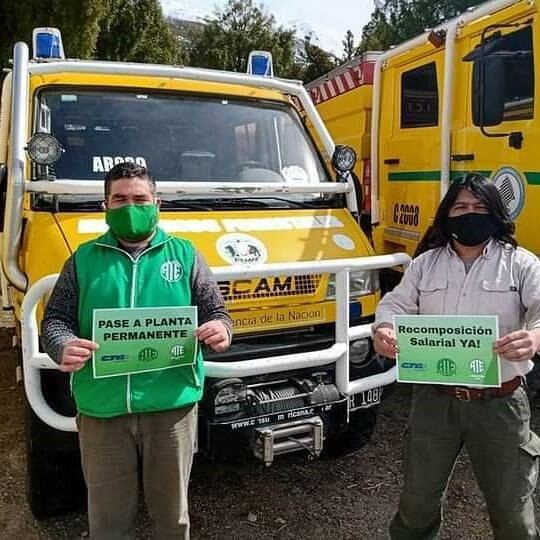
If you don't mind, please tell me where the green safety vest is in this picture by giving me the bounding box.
[72,227,204,418]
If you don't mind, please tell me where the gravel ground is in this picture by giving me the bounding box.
[0,317,538,539]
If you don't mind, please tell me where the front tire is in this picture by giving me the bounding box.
[25,370,86,518]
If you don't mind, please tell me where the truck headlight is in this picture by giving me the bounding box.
[326,270,379,299]
[213,379,247,415]
[349,338,371,365]
[332,145,357,173]
[26,133,64,165]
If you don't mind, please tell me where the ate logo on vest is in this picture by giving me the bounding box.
[160,260,183,283]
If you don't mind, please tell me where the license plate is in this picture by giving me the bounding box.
[349,387,382,410]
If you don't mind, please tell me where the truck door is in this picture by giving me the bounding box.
[455,20,540,254]
[375,56,443,257]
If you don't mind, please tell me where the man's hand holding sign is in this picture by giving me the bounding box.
[59,338,99,373]
[195,320,230,353]
[493,328,540,362]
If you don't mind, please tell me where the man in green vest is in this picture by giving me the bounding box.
[42,161,232,539]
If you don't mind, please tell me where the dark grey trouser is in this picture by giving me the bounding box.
[77,405,197,540]
[390,384,540,540]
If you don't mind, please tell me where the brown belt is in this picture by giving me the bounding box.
[433,376,521,401]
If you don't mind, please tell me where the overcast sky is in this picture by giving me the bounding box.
[160,0,376,55]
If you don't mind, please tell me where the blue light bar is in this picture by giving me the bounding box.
[247,51,273,77]
[32,27,65,60]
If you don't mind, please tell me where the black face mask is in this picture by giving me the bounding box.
[444,213,497,247]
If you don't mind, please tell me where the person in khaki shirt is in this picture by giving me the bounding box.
[373,173,540,540]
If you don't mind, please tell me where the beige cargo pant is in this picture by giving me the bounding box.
[390,384,540,540]
[77,405,197,540]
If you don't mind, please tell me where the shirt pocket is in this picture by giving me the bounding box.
[481,278,521,331]
[418,278,448,314]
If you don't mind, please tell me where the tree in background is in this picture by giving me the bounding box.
[342,30,356,63]
[1,0,490,83]
[0,0,108,72]
[186,0,297,77]
[297,34,338,82]
[358,0,486,53]
[96,0,179,63]
[0,0,179,74]
[185,0,341,83]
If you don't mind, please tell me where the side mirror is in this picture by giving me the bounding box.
[472,54,506,127]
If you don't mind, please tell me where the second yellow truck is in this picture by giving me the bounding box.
[307,0,539,259]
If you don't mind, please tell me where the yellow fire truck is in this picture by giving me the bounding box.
[307,0,539,259]
[0,30,408,516]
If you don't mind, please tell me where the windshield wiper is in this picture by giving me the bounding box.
[209,197,330,209]
[57,200,103,210]
[161,198,273,210]
[36,196,104,211]
[162,197,338,210]
[159,199,213,211]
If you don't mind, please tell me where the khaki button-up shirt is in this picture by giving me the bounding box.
[375,240,540,382]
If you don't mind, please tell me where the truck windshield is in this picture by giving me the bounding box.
[37,89,331,188]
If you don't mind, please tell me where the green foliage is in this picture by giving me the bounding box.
[167,19,204,65]
[297,34,338,83]
[358,0,487,53]
[1,0,491,85]
[184,0,343,82]
[186,0,297,77]
[0,0,179,76]
[95,0,180,63]
[342,30,356,63]
[0,0,108,73]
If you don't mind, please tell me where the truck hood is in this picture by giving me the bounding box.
[53,208,373,265]
[52,208,376,333]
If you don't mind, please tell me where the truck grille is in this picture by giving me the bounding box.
[219,274,323,302]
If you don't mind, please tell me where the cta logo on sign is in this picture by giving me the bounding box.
[101,354,128,362]
[401,362,427,371]
[491,166,525,220]
[161,260,183,283]
[217,233,267,266]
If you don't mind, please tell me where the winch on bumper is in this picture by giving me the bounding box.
[202,373,349,464]
[199,344,386,464]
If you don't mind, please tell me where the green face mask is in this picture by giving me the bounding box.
[105,203,158,242]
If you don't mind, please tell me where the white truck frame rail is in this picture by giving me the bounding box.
[22,253,410,432]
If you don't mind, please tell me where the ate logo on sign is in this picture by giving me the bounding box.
[437,358,457,377]
[160,260,183,283]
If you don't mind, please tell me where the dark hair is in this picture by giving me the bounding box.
[104,162,156,198]
[414,172,516,257]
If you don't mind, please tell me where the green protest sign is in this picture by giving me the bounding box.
[92,306,198,378]
[394,315,500,387]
